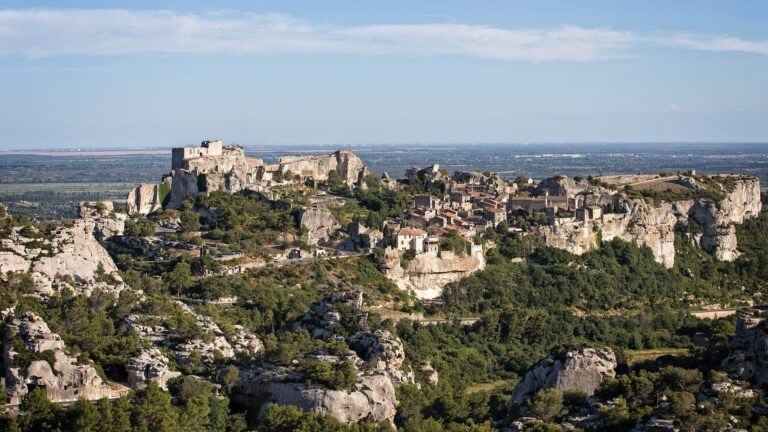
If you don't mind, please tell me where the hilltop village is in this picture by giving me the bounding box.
[1,139,767,431]
[127,140,761,299]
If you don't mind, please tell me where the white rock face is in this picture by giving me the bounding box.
[378,248,486,299]
[278,150,368,187]
[350,329,415,387]
[240,370,398,424]
[125,348,181,390]
[537,176,761,268]
[126,183,164,215]
[509,347,617,406]
[2,312,126,404]
[0,202,128,297]
[121,303,262,372]
[298,207,341,245]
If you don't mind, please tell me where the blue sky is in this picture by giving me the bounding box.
[0,1,767,149]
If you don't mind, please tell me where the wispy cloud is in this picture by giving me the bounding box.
[0,8,766,61]
[654,33,768,56]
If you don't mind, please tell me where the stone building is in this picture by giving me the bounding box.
[394,228,428,252]
[171,139,223,169]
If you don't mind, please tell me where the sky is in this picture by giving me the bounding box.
[0,0,767,149]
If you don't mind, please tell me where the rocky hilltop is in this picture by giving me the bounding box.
[377,247,486,300]
[536,175,761,267]
[509,347,617,406]
[0,202,128,297]
[1,312,126,405]
[234,294,413,423]
[127,140,368,214]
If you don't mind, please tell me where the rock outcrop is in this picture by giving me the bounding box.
[238,368,398,424]
[125,348,181,390]
[1,312,126,404]
[127,141,369,214]
[0,202,128,296]
[297,207,341,245]
[535,176,588,197]
[121,302,262,368]
[509,347,617,406]
[278,150,368,187]
[126,182,165,215]
[234,295,412,423]
[536,175,761,268]
[377,248,485,299]
[720,307,768,387]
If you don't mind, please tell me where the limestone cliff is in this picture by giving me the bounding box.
[126,142,368,214]
[0,201,128,296]
[278,150,368,187]
[126,182,165,215]
[1,312,126,405]
[297,207,341,245]
[536,176,761,268]
[509,347,617,406]
[378,248,486,300]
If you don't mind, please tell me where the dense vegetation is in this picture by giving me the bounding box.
[3,179,768,431]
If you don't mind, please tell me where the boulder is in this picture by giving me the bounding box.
[237,368,397,424]
[350,329,415,387]
[509,347,617,406]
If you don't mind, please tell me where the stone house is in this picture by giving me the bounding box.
[414,195,441,210]
[394,227,428,252]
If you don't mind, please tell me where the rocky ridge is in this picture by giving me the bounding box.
[536,175,761,267]
[127,142,368,214]
[234,294,413,423]
[1,312,126,405]
[120,303,262,383]
[0,201,129,297]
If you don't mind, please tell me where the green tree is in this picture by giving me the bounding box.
[68,398,101,432]
[525,389,563,422]
[163,261,193,295]
[179,210,201,233]
[219,365,240,394]
[19,387,60,431]
[129,382,180,432]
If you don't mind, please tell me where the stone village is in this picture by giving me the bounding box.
[125,139,761,300]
